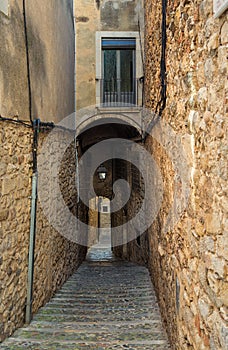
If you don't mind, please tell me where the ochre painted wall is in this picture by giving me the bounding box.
[0,0,75,122]
[75,0,144,110]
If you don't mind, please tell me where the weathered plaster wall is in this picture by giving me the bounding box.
[0,0,75,122]
[75,0,144,109]
[143,0,228,349]
[75,0,99,109]
[0,123,87,342]
[100,0,141,31]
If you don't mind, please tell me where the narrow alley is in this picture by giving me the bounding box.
[1,242,170,349]
[0,1,227,349]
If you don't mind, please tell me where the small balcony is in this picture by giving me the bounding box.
[98,78,142,108]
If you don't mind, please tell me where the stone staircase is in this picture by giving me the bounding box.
[1,248,171,349]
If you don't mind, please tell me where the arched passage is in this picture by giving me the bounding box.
[76,114,148,255]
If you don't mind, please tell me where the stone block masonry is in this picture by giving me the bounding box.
[0,122,87,342]
[0,123,32,341]
[115,0,227,349]
[143,0,228,349]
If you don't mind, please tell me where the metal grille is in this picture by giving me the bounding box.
[101,79,137,107]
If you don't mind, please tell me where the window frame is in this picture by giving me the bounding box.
[102,205,109,213]
[96,31,143,108]
[102,38,136,106]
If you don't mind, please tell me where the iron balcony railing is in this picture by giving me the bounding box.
[100,78,138,107]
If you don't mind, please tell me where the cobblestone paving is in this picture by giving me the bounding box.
[1,248,171,349]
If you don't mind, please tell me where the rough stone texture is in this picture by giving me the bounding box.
[0,0,83,344]
[112,157,149,265]
[1,0,227,349]
[1,247,171,349]
[0,122,32,342]
[0,0,75,122]
[143,1,228,349]
[0,122,87,342]
[32,129,87,314]
[113,1,227,349]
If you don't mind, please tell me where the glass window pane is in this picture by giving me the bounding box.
[120,50,134,92]
[104,50,117,93]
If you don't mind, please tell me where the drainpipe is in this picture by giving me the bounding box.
[25,119,40,324]
[73,0,77,112]
[98,197,102,242]
[73,1,79,205]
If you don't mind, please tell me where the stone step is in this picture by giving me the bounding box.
[50,296,157,303]
[41,306,160,314]
[1,248,171,349]
[25,319,163,330]
[44,300,159,308]
[43,297,158,304]
[33,313,162,323]
[55,291,154,296]
[12,328,168,342]
[1,339,170,350]
[38,304,159,312]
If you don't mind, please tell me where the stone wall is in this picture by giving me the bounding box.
[88,198,99,246]
[0,122,87,342]
[0,122,32,341]
[112,157,149,264]
[112,1,227,349]
[0,0,86,343]
[143,1,227,349]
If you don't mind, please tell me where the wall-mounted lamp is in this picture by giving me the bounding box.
[97,164,107,181]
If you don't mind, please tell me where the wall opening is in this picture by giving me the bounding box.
[95,31,144,107]
[87,196,111,249]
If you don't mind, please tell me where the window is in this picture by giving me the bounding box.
[96,31,144,108]
[102,205,108,213]
[0,0,9,16]
[102,38,136,106]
